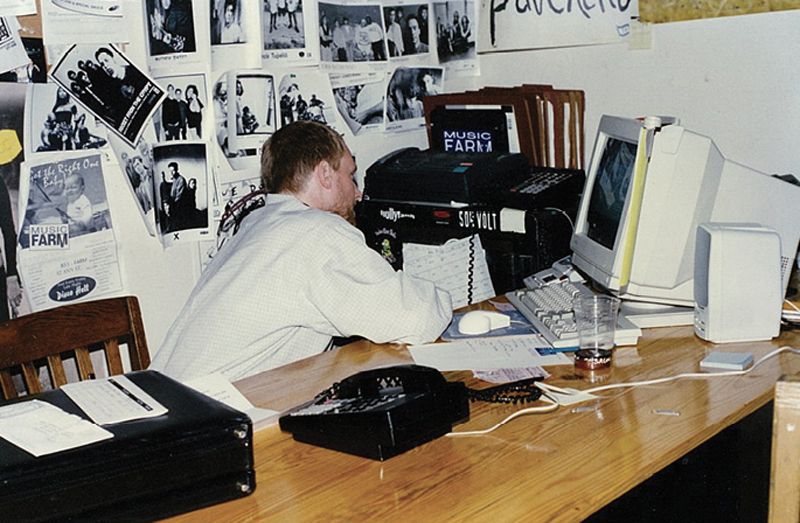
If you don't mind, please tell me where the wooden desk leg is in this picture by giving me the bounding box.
[770,374,800,523]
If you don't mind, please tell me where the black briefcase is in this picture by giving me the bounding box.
[0,370,255,522]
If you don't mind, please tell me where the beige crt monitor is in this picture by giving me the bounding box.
[570,115,800,328]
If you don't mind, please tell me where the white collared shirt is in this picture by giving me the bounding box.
[151,194,452,382]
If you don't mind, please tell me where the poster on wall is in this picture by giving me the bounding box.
[330,71,384,136]
[385,65,443,133]
[639,0,800,23]
[0,16,31,75]
[107,125,158,237]
[209,71,260,175]
[477,0,633,54]
[227,70,277,152]
[382,2,432,62]
[261,0,318,66]
[152,72,209,143]
[210,0,262,70]
[317,0,388,70]
[432,0,478,76]
[143,0,212,75]
[152,141,212,247]
[24,82,108,155]
[49,44,165,148]
[17,152,123,312]
[277,69,342,133]
[40,0,131,45]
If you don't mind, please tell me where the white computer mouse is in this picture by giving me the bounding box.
[457,310,511,335]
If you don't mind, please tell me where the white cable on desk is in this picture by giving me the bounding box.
[446,345,800,437]
[582,345,800,395]
[446,393,559,437]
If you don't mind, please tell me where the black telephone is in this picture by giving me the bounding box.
[278,365,470,461]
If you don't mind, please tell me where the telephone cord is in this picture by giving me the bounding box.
[446,345,800,437]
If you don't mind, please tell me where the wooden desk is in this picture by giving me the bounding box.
[166,324,800,522]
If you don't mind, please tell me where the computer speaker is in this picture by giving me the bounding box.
[694,223,782,343]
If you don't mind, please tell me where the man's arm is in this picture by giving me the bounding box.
[306,220,453,345]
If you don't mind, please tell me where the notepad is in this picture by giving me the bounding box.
[699,351,754,371]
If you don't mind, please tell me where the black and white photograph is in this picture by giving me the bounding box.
[434,0,476,63]
[211,0,246,44]
[153,73,208,142]
[331,73,384,136]
[278,71,339,131]
[153,142,210,238]
[26,83,107,154]
[49,44,165,147]
[107,126,158,236]
[385,66,443,130]
[262,0,305,50]
[227,72,277,151]
[383,3,431,58]
[211,72,260,171]
[146,0,198,56]
[318,2,387,63]
[19,154,111,249]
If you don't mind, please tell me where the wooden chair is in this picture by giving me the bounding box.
[0,296,150,400]
[769,373,800,522]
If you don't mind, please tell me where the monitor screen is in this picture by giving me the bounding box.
[585,137,637,249]
[427,106,515,154]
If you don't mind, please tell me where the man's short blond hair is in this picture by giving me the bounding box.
[260,120,347,193]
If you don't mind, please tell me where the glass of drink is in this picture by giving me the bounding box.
[573,295,621,370]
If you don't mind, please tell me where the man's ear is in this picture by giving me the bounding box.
[314,160,334,190]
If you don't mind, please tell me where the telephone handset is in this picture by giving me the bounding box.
[279,364,470,461]
[322,364,451,399]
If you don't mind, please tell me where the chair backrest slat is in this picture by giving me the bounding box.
[21,363,41,395]
[0,370,15,399]
[104,339,125,375]
[46,354,68,389]
[74,347,95,380]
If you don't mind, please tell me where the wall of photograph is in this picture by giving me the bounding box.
[0,1,796,352]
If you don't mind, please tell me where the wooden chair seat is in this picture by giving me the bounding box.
[0,296,150,400]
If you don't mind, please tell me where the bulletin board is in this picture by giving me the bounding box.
[639,0,800,24]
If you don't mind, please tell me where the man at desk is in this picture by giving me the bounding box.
[152,121,452,381]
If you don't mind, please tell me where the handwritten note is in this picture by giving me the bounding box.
[403,235,495,309]
[0,400,112,456]
[479,0,632,53]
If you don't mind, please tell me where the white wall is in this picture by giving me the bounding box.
[135,9,800,355]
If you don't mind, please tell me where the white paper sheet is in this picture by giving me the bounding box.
[0,400,113,456]
[0,17,31,75]
[41,0,130,45]
[409,335,570,371]
[403,234,495,309]
[185,373,280,431]
[0,0,36,17]
[61,375,168,425]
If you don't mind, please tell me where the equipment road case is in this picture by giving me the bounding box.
[0,370,255,522]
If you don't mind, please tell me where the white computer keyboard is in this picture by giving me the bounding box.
[505,261,641,349]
